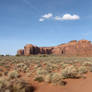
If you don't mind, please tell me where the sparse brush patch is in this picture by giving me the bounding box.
[50,73,63,85]
[78,66,88,74]
[36,68,49,76]
[61,65,78,79]
[61,64,70,69]
[82,62,92,66]
[44,73,66,85]
[8,70,20,79]
[44,74,52,83]
[16,54,20,56]
[34,76,44,82]
[1,55,92,87]
[0,77,35,92]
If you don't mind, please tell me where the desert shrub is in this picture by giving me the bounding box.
[13,80,35,92]
[34,64,42,69]
[82,62,92,66]
[8,70,20,79]
[36,68,49,76]
[50,73,62,84]
[34,76,44,82]
[61,65,78,79]
[44,73,65,85]
[0,77,9,90]
[16,63,29,73]
[78,66,88,74]
[0,55,4,56]
[17,63,25,68]
[16,54,20,56]
[0,77,35,92]
[61,64,69,69]
[6,54,10,56]
[44,74,52,83]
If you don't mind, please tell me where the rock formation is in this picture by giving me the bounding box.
[17,40,92,56]
[17,49,24,55]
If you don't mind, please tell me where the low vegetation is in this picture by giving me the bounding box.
[0,55,92,91]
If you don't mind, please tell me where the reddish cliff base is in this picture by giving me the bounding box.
[17,40,92,56]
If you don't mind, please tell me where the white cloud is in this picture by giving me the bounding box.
[39,18,45,22]
[39,13,80,22]
[39,13,53,22]
[42,13,53,19]
[62,14,80,20]
[55,14,80,21]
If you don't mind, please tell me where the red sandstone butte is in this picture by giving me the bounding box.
[17,40,92,56]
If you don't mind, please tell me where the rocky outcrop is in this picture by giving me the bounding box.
[17,40,92,56]
[17,49,24,55]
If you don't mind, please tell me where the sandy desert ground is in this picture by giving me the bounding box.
[0,55,92,92]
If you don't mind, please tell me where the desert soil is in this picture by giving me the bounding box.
[33,73,92,92]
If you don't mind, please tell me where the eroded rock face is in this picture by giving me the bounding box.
[24,44,40,56]
[39,47,53,54]
[17,49,24,55]
[17,40,92,56]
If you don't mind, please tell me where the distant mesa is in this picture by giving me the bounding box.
[17,40,92,56]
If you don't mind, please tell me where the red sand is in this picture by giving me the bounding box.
[34,73,92,92]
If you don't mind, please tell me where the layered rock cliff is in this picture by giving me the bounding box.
[17,40,92,56]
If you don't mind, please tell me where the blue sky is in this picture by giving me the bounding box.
[0,0,92,55]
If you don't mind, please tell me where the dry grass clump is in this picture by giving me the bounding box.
[78,66,88,74]
[61,65,78,79]
[8,70,20,79]
[34,73,66,85]
[0,77,35,92]
[82,62,92,66]
[44,73,65,85]
[61,64,70,69]
[16,63,30,73]
[36,68,49,76]
[34,76,44,82]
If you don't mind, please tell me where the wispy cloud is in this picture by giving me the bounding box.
[39,18,45,22]
[39,13,53,22]
[42,13,53,19]
[39,13,80,22]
